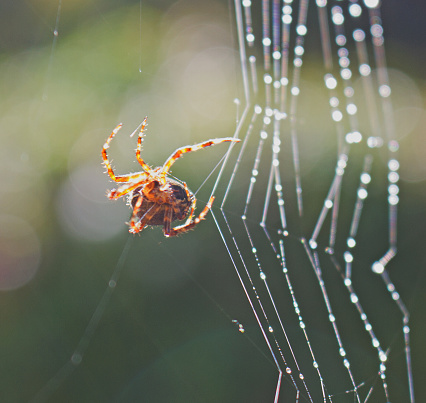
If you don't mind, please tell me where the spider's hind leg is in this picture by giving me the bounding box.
[163,205,174,236]
[166,196,215,237]
[108,175,148,200]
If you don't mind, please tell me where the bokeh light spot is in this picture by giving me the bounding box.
[0,215,41,290]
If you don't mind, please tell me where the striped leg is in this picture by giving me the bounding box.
[135,117,152,172]
[161,138,241,175]
[162,205,174,236]
[166,196,215,237]
[128,198,161,234]
[102,123,148,183]
[107,174,148,199]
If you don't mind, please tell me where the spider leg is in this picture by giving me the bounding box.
[128,194,144,232]
[161,137,241,175]
[166,196,215,237]
[128,197,162,234]
[181,182,196,223]
[102,123,131,182]
[163,204,174,236]
[128,194,147,233]
[135,117,152,172]
[102,122,153,183]
[108,174,149,199]
[164,184,195,236]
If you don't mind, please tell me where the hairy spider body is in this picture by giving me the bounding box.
[128,178,193,226]
[102,117,240,237]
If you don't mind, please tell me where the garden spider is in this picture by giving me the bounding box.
[102,117,240,236]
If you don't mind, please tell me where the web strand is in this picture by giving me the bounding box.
[32,236,134,402]
[211,0,415,401]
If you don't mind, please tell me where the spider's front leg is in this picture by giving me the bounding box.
[102,123,150,185]
[135,117,152,172]
[165,196,215,237]
[108,175,149,200]
[102,124,128,183]
[161,138,241,175]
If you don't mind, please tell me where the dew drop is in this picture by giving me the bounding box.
[358,188,368,199]
[372,262,384,274]
[296,25,307,36]
[347,237,356,248]
[344,251,353,263]
[282,14,292,24]
[349,4,362,17]
[262,37,271,46]
[246,33,255,43]
[71,353,82,365]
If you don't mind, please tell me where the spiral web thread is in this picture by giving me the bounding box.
[210,0,415,401]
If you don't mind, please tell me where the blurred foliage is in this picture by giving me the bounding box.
[0,1,425,402]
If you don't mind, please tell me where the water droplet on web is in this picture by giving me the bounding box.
[232,319,245,333]
[71,353,82,365]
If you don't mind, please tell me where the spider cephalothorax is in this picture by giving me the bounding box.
[102,117,240,236]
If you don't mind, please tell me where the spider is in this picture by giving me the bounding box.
[102,117,240,237]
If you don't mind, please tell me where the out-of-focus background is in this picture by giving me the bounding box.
[0,1,425,402]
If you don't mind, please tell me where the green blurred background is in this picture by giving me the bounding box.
[0,0,425,402]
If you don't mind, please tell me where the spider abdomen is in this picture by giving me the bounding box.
[129,178,193,226]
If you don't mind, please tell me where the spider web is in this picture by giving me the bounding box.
[1,1,424,402]
[207,0,416,401]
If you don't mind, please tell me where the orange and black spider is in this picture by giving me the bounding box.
[102,117,240,237]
